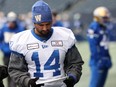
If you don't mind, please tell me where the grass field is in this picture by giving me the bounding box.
[0,41,116,87]
[75,41,116,87]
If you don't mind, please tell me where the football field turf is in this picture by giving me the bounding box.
[0,41,116,87]
[75,42,116,87]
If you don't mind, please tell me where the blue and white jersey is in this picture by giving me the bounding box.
[10,27,76,84]
[0,23,24,56]
[87,21,111,66]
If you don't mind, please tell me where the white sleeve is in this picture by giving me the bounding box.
[9,34,18,52]
[69,31,76,46]
[57,27,77,49]
[9,33,22,53]
[67,29,76,48]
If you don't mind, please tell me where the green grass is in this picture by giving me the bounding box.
[0,42,116,87]
[75,41,116,87]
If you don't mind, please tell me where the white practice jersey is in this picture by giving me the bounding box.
[10,27,76,86]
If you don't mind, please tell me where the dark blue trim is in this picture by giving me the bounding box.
[31,28,53,42]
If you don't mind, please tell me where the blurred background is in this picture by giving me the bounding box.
[0,0,116,87]
[1,0,116,41]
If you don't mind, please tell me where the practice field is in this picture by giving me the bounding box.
[0,41,116,87]
[75,42,116,87]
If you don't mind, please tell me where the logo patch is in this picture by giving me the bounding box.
[51,40,63,47]
[27,43,39,50]
[35,15,41,22]
[42,45,48,49]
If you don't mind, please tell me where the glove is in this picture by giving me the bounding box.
[0,81,4,87]
[28,78,44,87]
[0,65,8,81]
[64,76,75,87]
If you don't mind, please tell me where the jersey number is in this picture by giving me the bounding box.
[32,50,60,77]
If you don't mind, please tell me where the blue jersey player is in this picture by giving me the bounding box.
[52,11,63,27]
[8,0,84,87]
[0,11,25,87]
[87,6,112,87]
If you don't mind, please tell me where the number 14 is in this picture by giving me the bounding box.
[31,50,61,77]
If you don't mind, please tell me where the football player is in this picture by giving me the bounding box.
[87,6,112,87]
[0,11,25,87]
[52,11,63,27]
[8,0,84,87]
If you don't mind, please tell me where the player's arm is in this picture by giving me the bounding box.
[87,28,100,62]
[64,44,84,86]
[8,52,30,87]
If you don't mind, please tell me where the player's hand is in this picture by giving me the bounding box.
[0,65,8,81]
[0,81,4,87]
[28,78,44,87]
[64,76,75,87]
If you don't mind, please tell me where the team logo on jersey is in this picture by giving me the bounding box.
[27,43,39,50]
[42,45,48,49]
[35,15,41,22]
[51,40,63,47]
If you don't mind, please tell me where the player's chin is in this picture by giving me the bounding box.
[42,30,50,35]
[41,32,49,37]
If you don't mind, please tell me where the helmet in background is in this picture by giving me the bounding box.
[93,6,110,24]
[7,11,17,22]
